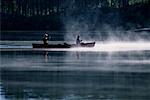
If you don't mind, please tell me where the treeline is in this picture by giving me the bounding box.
[1,0,149,17]
[1,0,150,31]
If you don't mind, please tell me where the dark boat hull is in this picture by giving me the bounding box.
[32,42,95,48]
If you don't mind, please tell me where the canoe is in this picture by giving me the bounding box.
[32,42,95,48]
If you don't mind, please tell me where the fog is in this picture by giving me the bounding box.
[60,0,150,42]
[1,41,150,52]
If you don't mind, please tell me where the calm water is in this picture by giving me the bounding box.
[0,41,150,100]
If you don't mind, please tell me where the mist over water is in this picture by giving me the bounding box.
[1,41,150,52]
[1,0,150,99]
[1,36,150,99]
[1,43,150,99]
[1,7,150,99]
[61,0,150,42]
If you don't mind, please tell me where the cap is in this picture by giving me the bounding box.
[45,33,48,36]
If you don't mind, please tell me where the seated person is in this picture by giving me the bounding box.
[43,33,49,45]
[76,35,82,45]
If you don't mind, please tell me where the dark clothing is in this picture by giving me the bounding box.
[76,36,81,45]
[43,34,49,45]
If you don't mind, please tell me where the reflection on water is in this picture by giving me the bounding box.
[1,49,150,99]
[1,71,150,100]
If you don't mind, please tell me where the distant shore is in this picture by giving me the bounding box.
[1,3,150,31]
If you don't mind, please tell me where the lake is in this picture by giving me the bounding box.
[0,41,150,100]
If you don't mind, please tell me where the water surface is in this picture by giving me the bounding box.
[0,41,150,100]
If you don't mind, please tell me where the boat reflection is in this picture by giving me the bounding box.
[44,51,81,62]
[44,51,48,62]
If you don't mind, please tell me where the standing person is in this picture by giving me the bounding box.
[43,33,49,45]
